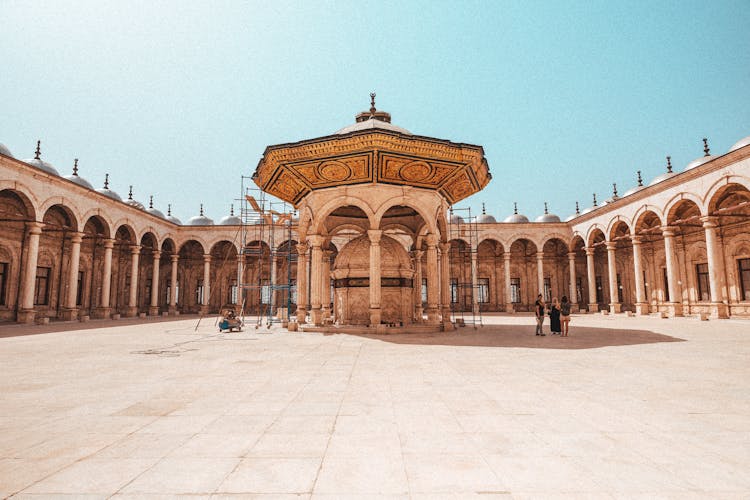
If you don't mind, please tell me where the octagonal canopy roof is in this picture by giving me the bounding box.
[253,97,491,207]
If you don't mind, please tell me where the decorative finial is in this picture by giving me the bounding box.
[34,140,41,160]
[544,202,549,214]
[369,92,376,114]
[703,137,710,156]
[149,195,154,209]
[593,193,598,206]
[666,156,673,173]
[103,173,110,189]
[230,204,234,216]
[513,202,518,214]
[199,203,204,216]
[575,201,580,214]
[72,158,79,175]
[482,202,486,215]
[167,204,172,216]
[128,185,133,200]
[449,206,454,216]
[637,170,643,186]
[612,183,618,197]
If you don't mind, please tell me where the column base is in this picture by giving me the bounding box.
[426,306,439,324]
[168,305,178,315]
[588,303,599,313]
[440,307,451,323]
[17,309,36,324]
[60,308,79,321]
[505,305,515,313]
[92,307,112,319]
[666,303,683,317]
[635,303,650,316]
[609,303,622,314]
[296,307,307,324]
[709,302,729,319]
[414,307,423,323]
[199,305,209,315]
[442,320,455,331]
[310,307,323,326]
[322,306,331,321]
[125,306,139,318]
[148,306,160,316]
[569,304,579,313]
[369,307,381,326]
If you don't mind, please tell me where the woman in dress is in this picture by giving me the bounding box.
[549,297,561,335]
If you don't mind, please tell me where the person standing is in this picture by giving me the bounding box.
[549,297,561,335]
[534,294,546,336]
[560,295,571,336]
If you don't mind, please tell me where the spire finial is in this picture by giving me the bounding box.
[103,173,110,189]
[149,195,154,209]
[72,158,79,175]
[167,204,172,216]
[482,202,486,215]
[703,137,710,156]
[513,202,518,214]
[637,170,643,186]
[449,206,454,216]
[128,185,133,200]
[544,202,549,214]
[199,203,204,216]
[575,201,580,214]
[369,92,376,114]
[593,193,598,206]
[613,183,618,197]
[230,204,234,216]
[34,140,41,160]
[666,156,673,173]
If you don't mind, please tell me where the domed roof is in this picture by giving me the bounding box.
[0,143,14,157]
[503,203,529,223]
[23,141,59,176]
[334,93,411,135]
[125,186,145,210]
[166,204,181,225]
[580,195,599,215]
[187,204,214,225]
[63,159,94,190]
[729,135,750,152]
[449,213,464,224]
[477,203,496,223]
[145,196,165,219]
[685,139,715,171]
[535,202,560,223]
[96,174,122,201]
[649,156,675,186]
[219,205,241,225]
[334,233,411,276]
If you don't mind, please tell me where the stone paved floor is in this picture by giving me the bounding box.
[0,313,748,499]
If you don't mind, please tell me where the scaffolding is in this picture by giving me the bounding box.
[239,176,297,328]
[447,206,483,328]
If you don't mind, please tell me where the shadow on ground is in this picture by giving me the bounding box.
[0,314,202,338]
[346,324,685,349]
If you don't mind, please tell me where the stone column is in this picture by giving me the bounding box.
[702,216,729,318]
[200,254,211,314]
[61,232,84,320]
[586,247,597,312]
[17,221,43,324]
[413,250,423,322]
[661,226,683,317]
[95,238,114,319]
[169,254,179,314]
[270,251,278,314]
[439,242,452,327]
[567,252,577,310]
[149,250,161,315]
[308,235,324,326]
[605,242,621,313]
[632,236,648,315]
[368,229,382,326]
[296,243,308,323]
[503,253,513,313]
[321,249,332,321]
[126,245,141,317]
[425,233,439,324]
[536,251,545,298]
[470,248,479,318]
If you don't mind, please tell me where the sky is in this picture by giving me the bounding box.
[1,0,749,223]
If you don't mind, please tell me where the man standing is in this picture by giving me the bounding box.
[535,294,546,336]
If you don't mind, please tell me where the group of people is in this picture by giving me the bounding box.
[534,294,571,337]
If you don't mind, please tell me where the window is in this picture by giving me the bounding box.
[166,281,179,304]
[739,259,750,301]
[421,278,427,304]
[575,277,583,304]
[34,266,51,305]
[643,271,648,299]
[290,279,297,304]
[595,276,603,303]
[543,278,551,302]
[261,279,271,305]
[145,278,152,305]
[450,278,458,303]
[196,279,204,304]
[510,278,521,303]
[0,262,8,305]
[229,281,239,304]
[478,278,489,303]
[616,273,623,303]
[662,268,670,302]
[696,263,710,301]
[76,271,84,306]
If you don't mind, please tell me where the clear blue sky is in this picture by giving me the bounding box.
[2,1,749,223]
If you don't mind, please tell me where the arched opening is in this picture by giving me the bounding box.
[608,221,634,312]
[0,189,36,321]
[38,204,78,319]
[587,228,608,310]
[273,240,298,318]
[139,232,159,315]
[541,237,568,306]
[209,241,239,313]
[79,215,111,317]
[111,225,136,316]
[634,210,665,311]
[476,239,504,312]
[508,238,539,311]
[160,238,177,312]
[448,239,471,312]
[178,240,206,314]
[666,199,703,315]
[241,240,271,315]
[570,235,587,308]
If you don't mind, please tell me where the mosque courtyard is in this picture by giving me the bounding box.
[0,314,748,498]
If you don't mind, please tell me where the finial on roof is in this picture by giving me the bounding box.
[34,140,41,160]
[72,158,79,175]
[199,203,204,216]
[575,201,580,215]
[103,173,110,189]
[666,156,673,173]
[369,92,376,114]
[637,170,643,186]
[128,185,133,200]
[593,193,598,206]
[149,195,154,209]
[167,204,172,216]
[703,137,710,156]
[513,202,518,215]
[449,206,454,216]
[482,202,486,215]
[230,204,234,216]
[612,183,618,197]
[544,202,549,214]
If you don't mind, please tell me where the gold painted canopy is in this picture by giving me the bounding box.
[253,128,491,207]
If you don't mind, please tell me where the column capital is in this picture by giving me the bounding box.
[171,253,180,263]
[425,233,439,247]
[567,251,577,260]
[700,215,719,228]
[295,243,308,255]
[631,235,643,245]
[152,250,161,259]
[103,238,115,249]
[69,231,85,244]
[585,247,595,256]
[367,229,382,245]
[25,221,44,235]
[503,252,512,261]
[605,241,617,251]
[660,225,677,238]
[535,251,544,260]
[130,244,141,255]
[307,234,325,248]
[203,253,212,263]
[438,242,450,253]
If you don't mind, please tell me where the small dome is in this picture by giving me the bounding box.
[0,143,14,157]
[127,199,145,210]
[504,213,529,223]
[188,204,213,225]
[684,155,715,171]
[167,214,182,224]
[335,94,411,135]
[23,141,59,175]
[220,215,242,225]
[477,214,496,223]
[535,213,561,223]
[649,171,675,186]
[64,159,94,190]
[449,214,464,224]
[729,135,750,152]
[97,174,122,201]
[144,196,165,218]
